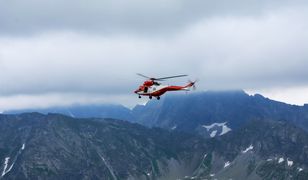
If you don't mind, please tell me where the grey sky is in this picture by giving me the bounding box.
[1,0,306,35]
[0,0,308,110]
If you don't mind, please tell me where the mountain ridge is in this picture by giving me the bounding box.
[132,90,308,138]
[4,104,134,122]
[0,113,208,180]
[3,90,308,138]
[1,113,308,179]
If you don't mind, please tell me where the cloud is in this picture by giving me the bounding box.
[0,0,306,35]
[246,86,308,106]
[0,93,137,111]
[0,0,308,110]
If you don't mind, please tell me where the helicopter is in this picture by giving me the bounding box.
[134,73,196,100]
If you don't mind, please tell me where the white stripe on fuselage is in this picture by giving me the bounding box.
[137,85,168,95]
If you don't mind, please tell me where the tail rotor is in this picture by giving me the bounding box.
[188,79,198,90]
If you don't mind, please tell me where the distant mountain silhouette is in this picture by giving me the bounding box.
[132,90,308,137]
[4,104,134,122]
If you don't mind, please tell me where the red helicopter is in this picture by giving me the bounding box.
[134,73,196,100]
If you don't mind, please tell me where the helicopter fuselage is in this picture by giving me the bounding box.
[134,82,194,99]
[134,74,195,100]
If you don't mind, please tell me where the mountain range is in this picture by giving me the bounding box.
[0,113,209,179]
[1,90,308,179]
[0,113,307,179]
[7,90,308,138]
[4,104,134,122]
[133,90,308,137]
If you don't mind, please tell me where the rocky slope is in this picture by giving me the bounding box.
[201,119,308,180]
[1,113,308,179]
[0,113,207,180]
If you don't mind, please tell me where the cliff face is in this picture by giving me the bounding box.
[0,113,207,180]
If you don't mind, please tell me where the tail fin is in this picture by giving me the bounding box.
[184,80,197,90]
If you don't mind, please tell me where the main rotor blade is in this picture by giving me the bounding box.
[155,75,188,80]
[136,73,151,79]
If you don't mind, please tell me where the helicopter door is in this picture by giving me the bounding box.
[144,87,148,93]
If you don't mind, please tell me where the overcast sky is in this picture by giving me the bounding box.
[0,0,308,111]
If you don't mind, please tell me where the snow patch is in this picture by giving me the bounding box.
[138,101,148,106]
[242,144,253,153]
[221,124,232,135]
[2,157,14,177]
[1,144,26,177]
[202,122,232,137]
[98,153,117,180]
[196,153,208,171]
[210,174,215,177]
[267,158,273,161]
[287,159,293,166]
[68,111,75,118]
[171,126,177,130]
[224,161,231,168]
[2,157,10,176]
[298,168,303,172]
[278,157,284,163]
[21,143,25,150]
[210,130,217,137]
[203,122,225,130]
